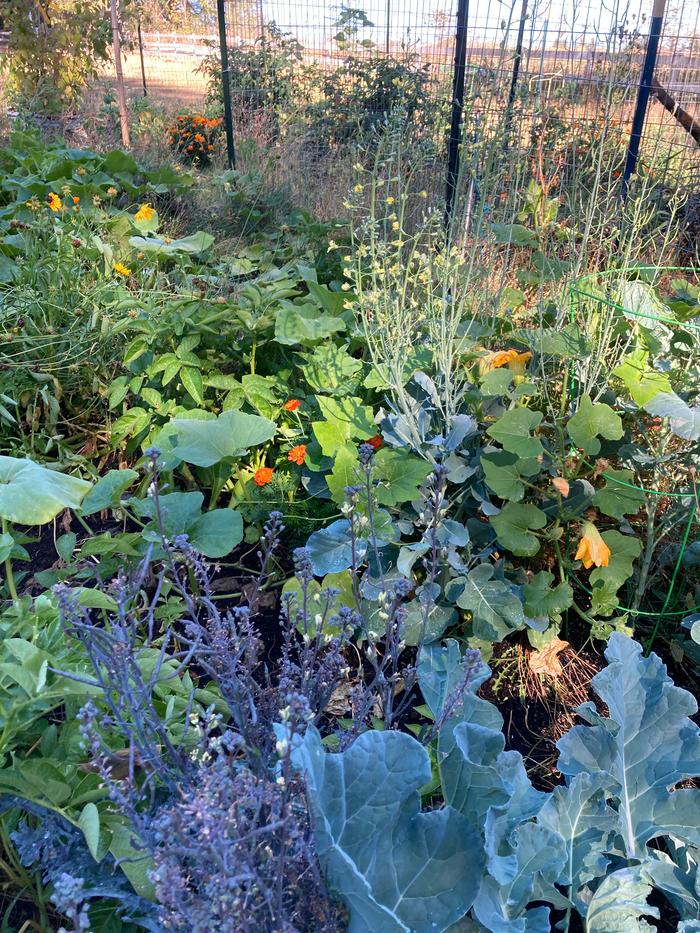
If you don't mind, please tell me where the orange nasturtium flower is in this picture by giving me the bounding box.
[575,522,611,569]
[254,466,274,486]
[72,195,80,204]
[283,399,301,412]
[366,434,383,450]
[288,444,307,465]
[113,262,131,277]
[47,192,63,212]
[135,203,155,222]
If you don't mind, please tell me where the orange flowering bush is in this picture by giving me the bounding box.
[167,113,222,167]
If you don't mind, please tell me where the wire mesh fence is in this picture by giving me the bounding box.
[3,1,699,215]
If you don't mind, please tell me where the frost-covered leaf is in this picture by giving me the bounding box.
[290,725,485,933]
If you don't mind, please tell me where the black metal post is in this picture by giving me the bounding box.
[216,0,236,170]
[621,0,666,200]
[385,0,390,55]
[137,17,147,97]
[503,0,528,149]
[444,0,469,235]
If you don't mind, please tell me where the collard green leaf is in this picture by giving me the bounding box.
[585,867,659,932]
[490,502,547,557]
[592,469,645,519]
[473,824,562,933]
[490,223,539,248]
[557,633,700,859]
[645,391,700,441]
[567,396,623,455]
[0,457,92,525]
[537,772,615,911]
[170,410,276,467]
[290,724,485,933]
[449,564,526,641]
[306,519,367,575]
[486,409,543,459]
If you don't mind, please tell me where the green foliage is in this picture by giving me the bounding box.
[0,0,111,113]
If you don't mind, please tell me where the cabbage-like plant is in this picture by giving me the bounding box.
[289,633,700,932]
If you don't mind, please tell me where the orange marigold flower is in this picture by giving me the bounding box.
[254,466,274,486]
[575,522,611,569]
[284,399,301,412]
[135,203,155,222]
[366,434,383,450]
[288,444,307,465]
[47,192,63,212]
[194,133,206,143]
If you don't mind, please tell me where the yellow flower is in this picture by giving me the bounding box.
[47,192,63,212]
[107,187,118,197]
[113,262,131,277]
[480,348,532,375]
[386,196,395,204]
[575,522,611,569]
[353,184,364,194]
[134,203,155,222]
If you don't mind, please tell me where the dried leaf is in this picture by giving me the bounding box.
[528,635,570,677]
[552,477,570,497]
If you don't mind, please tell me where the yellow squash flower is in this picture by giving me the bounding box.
[479,348,532,375]
[575,522,611,569]
[134,203,155,222]
[113,262,131,277]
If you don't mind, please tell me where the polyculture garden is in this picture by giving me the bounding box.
[1,1,700,930]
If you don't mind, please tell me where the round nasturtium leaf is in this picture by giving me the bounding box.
[0,456,92,525]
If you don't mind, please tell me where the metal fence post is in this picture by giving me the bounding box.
[217,0,237,170]
[137,17,148,97]
[444,0,470,234]
[503,0,528,149]
[621,0,667,199]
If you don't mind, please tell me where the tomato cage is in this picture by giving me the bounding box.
[566,265,700,649]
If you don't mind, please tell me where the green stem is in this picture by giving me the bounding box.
[2,519,18,602]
